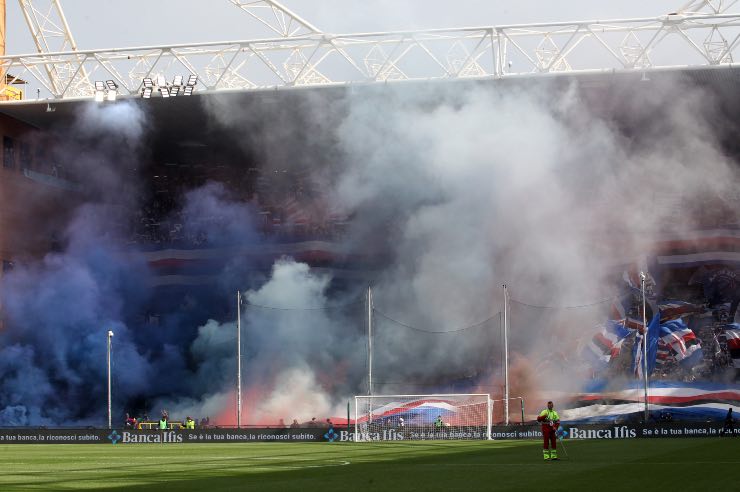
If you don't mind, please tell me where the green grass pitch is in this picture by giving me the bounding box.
[1,438,737,491]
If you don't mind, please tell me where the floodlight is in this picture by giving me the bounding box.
[106,90,117,102]
[159,87,170,98]
[105,80,118,90]
[95,81,105,91]
[143,78,154,88]
[169,87,179,97]
[156,75,166,87]
[187,74,198,86]
[94,91,105,102]
[183,85,194,96]
[142,87,153,98]
[173,75,183,86]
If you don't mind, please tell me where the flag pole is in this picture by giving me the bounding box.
[503,284,510,426]
[640,272,649,422]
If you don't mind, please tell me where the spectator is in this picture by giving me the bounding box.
[290,419,300,428]
[721,408,736,437]
[278,419,286,428]
[325,418,333,428]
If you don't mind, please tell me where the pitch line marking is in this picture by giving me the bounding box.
[404,461,740,466]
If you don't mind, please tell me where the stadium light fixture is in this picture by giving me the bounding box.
[107,330,114,430]
[142,87,153,99]
[159,87,170,98]
[105,80,118,91]
[187,74,198,86]
[183,85,194,96]
[640,272,649,422]
[173,75,183,86]
[169,87,179,97]
[503,284,510,425]
[143,77,154,88]
[156,75,167,87]
[94,90,105,102]
[237,291,242,429]
[94,81,105,91]
[106,90,117,102]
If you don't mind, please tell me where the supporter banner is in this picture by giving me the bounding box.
[0,423,732,444]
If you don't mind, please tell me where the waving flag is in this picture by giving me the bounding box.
[632,313,661,378]
[609,295,657,332]
[723,324,740,369]
[659,319,703,369]
[658,300,705,323]
[656,341,672,370]
[583,320,631,368]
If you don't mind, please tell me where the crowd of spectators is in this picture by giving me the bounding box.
[127,165,349,247]
[130,200,348,247]
[285,417,334,428]
[123,411,342,430]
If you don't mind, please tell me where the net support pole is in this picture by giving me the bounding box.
[347,401,350,431]
[521,398,525,424]
[503,284,510,425]
[487,397,492,440]
[237,291,242,429]
[354,396,359,442]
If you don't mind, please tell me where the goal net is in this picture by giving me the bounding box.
[354,394,492,441]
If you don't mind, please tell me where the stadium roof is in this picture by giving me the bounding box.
[2,64,740,131]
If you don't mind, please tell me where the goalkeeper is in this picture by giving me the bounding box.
[536,401,560,461]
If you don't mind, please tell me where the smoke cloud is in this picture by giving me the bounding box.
[1,72,738,426]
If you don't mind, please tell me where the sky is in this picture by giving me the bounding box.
[6,0,686,54]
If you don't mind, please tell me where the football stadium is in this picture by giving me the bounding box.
[0,1,739,490]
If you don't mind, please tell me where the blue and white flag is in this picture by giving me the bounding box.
[658,319,703,369]
[632,313,661,378]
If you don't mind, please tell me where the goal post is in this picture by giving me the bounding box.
[354,393,492,442]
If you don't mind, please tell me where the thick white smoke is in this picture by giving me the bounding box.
[159,258,360,423]
[202,74,738,418]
